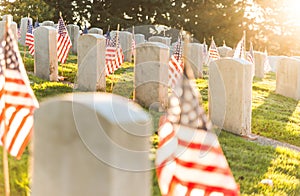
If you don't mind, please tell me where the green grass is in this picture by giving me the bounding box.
[252,73,300,147]
[1,52,300,195]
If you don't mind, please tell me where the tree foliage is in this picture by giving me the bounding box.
[1,0,299,55]
[0,0,55,24]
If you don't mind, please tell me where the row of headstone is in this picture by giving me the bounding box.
[30,47,253,195]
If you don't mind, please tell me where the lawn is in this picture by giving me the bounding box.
[0,51,299,195]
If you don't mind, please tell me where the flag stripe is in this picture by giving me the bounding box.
[169,36,184,88]
[57,17,72,63]
[208,39,220,61]
[0,28,39,159]
[25,19,34,55]
[105,33,124,75]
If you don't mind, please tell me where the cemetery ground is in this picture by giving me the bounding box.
[0,47,300,196]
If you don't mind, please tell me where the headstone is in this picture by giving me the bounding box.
[0,21,18,41]
[218,46,233,57]
[88,27,103,35]
[226,49,235,58]
[268,56,285,72]
[111,31,133,62]
[134,34,145,45]
[32,93,152,196]
[254,51,267,78]
[20,17,32,45]
[209,58,253,135]
[41,21,54,27]
[134,42,169,109]
[77,34,106,91]
[186,43,204,78]
[34,26,58,81]
[2,14,13,22]
[66,24,80,54]
[148,36,171,47]
[276,57,300,100]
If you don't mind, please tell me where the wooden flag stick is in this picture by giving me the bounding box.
[3,17,10,196]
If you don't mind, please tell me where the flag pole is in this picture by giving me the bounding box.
[59,11,64,79]
[3,16,11,196]
[110,24,120,91]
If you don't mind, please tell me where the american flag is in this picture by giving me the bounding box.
[263,49,271,73]
[233,32,246,60]
[34,19,40,28]
[208,38,220,61]
[156,66,239,196]
[246,41,254,64]
[0,27,39,159]
[82,24,88,34]
[105,32,124,75]
[57,16,72,64]
[105,30,111,46]
[25,19,34,56]
[168,35,184,88]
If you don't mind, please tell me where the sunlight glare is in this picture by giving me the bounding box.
[286,0,300,25]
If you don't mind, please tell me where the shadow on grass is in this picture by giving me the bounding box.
[252,90,300,147]
[219,131,277,195]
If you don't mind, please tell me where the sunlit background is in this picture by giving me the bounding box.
[1,0,300,55]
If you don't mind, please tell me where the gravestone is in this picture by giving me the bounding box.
[77,34,106,91]
[148,36,171,47]
[226,49,235,58]
[2,14,13,22]
[218,46,233,57]
[268,56,285,72]
[186,43,204,78]
[0,21,18,41]
[88,27,103,35]
[66,24,80,54]
[254,51,268,78]
[111,31,133,62]
[209,58,253,135]
[134,42,169,109]
[34,26,58,81]
[20,17,32,46]
[134,34,145,45]
[32,93,152,196]
[41,21,54,27]
[276,57,300,100]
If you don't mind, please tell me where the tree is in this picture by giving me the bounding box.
[247,0,300,55]
[0,0,55,25]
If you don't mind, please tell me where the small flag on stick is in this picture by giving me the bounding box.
[57,13,72,64]
[0,22,39,159]
[25,19,34,56]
